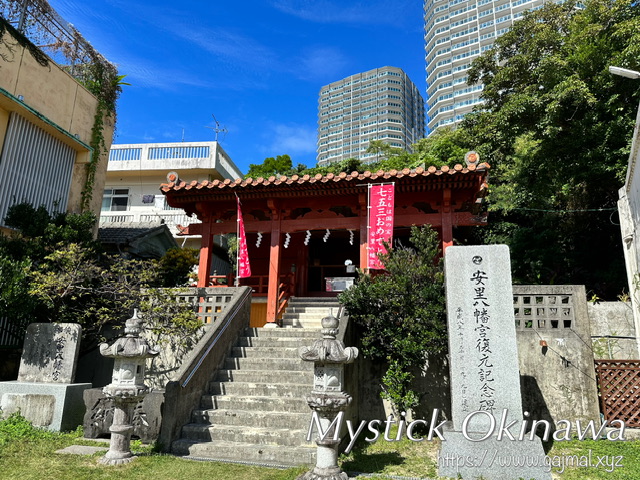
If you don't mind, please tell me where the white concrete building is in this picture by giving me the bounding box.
[617,101,640,358]
[424,0,548,132]
[317,66,425,166]
[100,141,242,251]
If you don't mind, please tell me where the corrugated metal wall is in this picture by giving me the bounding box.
[0,317,22,348]
[0,112,76,226]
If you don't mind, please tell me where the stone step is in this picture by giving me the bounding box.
[170,318,324,466]
[172,439,316,466]
[244,327,321,338]
[230,346,301,358]
[282,311,328,320]
[288,297,341,305]
[215,369,313,384]
[208,381,310,397]
[191,409,311,430]
[224,357,314,371]
[280,320,323,329]
[180,423,313,447]
[236,336,313,348]
[286,305,341,314]
[201,394,309,413]
[285,302,338,307]
[283,308,336,316]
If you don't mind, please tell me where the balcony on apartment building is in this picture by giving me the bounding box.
[107,141,241,180]
[100,141,242,249]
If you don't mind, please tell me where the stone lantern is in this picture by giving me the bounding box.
[98,310,159,465]
[298,315,358,480]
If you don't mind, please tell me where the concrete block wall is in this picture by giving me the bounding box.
[357,285,608,429]
[588,301,639,360]
[513,285,601,426]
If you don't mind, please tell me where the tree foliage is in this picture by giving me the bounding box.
[0,203,200,351]
[157,247,199,287]
[339,226,446,415]
[461,0,640,297]
[244,154,302,178]
[242,131,475,183]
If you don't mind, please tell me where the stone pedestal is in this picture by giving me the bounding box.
[0,381,91,431]
[439,431,551,480]
[99,398,138,465]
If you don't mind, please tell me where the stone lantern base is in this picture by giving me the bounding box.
[298,463,349,480]
[99,397,139,466]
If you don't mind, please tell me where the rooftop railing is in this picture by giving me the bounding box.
[109,142,214,162]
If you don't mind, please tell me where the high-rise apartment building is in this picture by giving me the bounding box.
[425,0,548,132]
[317,66,425,166]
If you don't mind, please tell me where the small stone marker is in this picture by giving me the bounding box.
[439,245,550,480]
[18,323,82,384]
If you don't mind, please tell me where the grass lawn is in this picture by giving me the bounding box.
[1,414,639,480]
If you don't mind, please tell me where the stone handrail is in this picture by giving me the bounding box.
[157,286,252,451]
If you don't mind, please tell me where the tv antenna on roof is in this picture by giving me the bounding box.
[205,114,228,143]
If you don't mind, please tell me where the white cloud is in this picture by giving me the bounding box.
[168,26,279,72]
[264,124,317,155]
[270,0,414,27]
[295,46,349,82]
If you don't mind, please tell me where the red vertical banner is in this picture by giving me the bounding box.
[237,196,252,278]
[367,184,395,270]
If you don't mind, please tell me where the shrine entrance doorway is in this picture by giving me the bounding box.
[306,232,359,296]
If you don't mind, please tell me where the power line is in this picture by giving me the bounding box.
[510,207,617,213]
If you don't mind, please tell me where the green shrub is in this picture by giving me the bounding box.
[0,411,58,448]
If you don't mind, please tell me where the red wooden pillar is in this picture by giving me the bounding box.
[359,192,368,271]
[441,188,453,252]
[197,219,213,287]
[266,200,282,325]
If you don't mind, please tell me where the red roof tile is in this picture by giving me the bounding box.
[160,163,489,195]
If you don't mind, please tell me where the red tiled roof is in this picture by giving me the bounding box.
[160,163,490,196]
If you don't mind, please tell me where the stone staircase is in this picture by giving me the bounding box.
[171,326,321,466]
[281,297,342,328]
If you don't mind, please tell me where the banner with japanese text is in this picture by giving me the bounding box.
[237,196,252,278]
[367,184,395,270]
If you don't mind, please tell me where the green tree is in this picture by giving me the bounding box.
[244,154,302,178]
[0,203,200,351]
[157,247,199,287]
[412,127,470,167]
[462,0,640,297]
[338,226,446,415]
[365,139,407,163]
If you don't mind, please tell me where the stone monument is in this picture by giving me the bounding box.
[439,245,551,480]
[0,323,91,431]
[299,315,358,480]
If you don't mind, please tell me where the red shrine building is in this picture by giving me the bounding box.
[161,162,489,326]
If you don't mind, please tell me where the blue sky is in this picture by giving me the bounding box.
[48,0,426,174]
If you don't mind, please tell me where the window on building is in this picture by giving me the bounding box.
[101,188,129,211]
